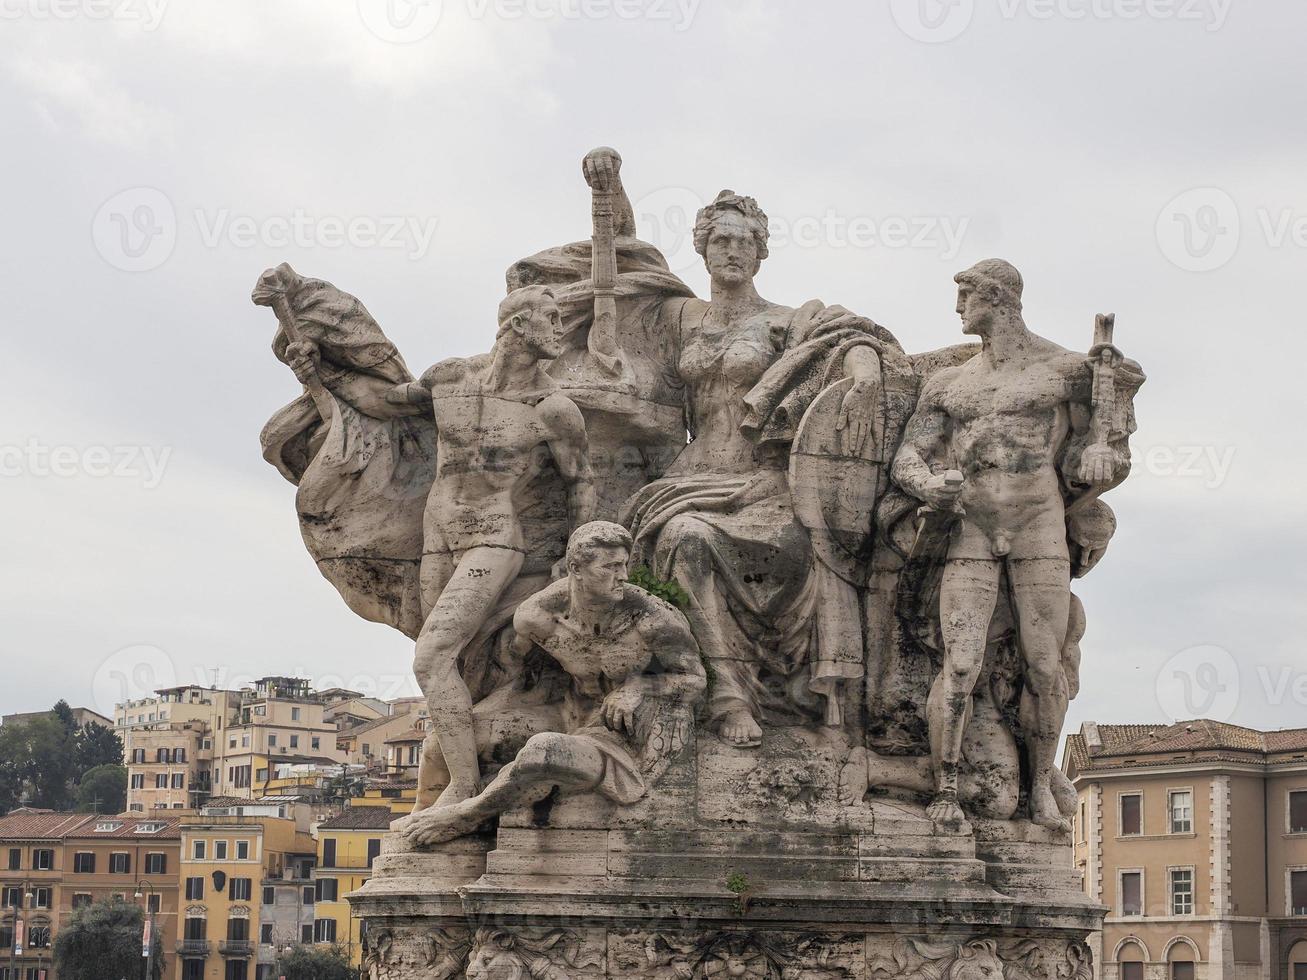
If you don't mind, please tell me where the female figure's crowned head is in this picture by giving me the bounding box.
[694,191,771,289]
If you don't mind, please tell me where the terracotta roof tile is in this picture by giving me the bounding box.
[1066,720,1307,775]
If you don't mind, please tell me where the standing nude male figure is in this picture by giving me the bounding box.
[892,259,1132,832]
[387,284,597,811]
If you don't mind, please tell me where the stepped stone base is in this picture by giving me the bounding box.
[352,730,1103,978]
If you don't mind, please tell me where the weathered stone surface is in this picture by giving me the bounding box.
[257,146,1148,980]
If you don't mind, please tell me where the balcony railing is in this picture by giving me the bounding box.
[177,939,211,957]
[219,940,254,957]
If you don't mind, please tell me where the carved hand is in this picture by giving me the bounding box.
[1078,444,1118,487]
[582,146,623,194]
[600,683,645,735]
[286,341,320,385]
[836,379,878,453]
[917,471,965,511]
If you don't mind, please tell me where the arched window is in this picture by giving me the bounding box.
[1164,936,1200,980]
[1115,938,1149,980]
[1288,939,1307,980]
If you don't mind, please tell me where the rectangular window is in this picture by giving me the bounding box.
[184,917,207,940]
[267,734,277,747]
[260,923,274,945]
[1120,793,1143,836]
[1170,868,1194,915]
[193,840,207,860]
[156,773,169,789]
[368,838,382,868]
[291,708,301,721]
[236,840,250,860]
[1291,791,1307,834]
[1172,964,1195,980]
[1169,790,1193,834]
[1121,965,1143,980]
[290,735,299,749]
[172,773,185,789]
[131,774,145,789]
[145,852,167,875]
[1295,966,1307,980]
[311,737,321,751]
[34,888,51,909]
[1121,871,1143,916]
[33,849,53,871]
[214,840,228,860]
[316,877,338,902]
[313,918,337,943]
[301,924,313,944]
[71,892,93,909]
[73,852,96,874]
[322,838,336,867]
[263,885,275,905]
[109,852,131,874]
[1292,870,1307,915]
[185,877,205,900]
[230,878,252,901]
[1,887,22,908]
[6,849,19,871]
[148,893,162,914]
[227,917,250,941]
[303,886,315,905]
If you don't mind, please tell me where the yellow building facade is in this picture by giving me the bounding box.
[312,808,393,969]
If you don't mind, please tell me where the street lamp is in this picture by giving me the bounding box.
[133,879,157,980]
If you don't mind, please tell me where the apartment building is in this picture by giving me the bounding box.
[177,800,315,980]
[1063,720,1307,980]
[0,809,181,980]
[121,679,353,812]
[312,807,391,969]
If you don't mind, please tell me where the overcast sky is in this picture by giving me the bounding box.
[2,0,1304,740]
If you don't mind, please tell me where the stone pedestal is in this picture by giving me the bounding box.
[352,730,1104,978]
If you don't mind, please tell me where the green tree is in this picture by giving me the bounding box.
[52,699,77,734]
[76,764,128,813]
[0,715,75,810]
[279,944,360,980]
[53,896,163,980]
[75,722,125,772]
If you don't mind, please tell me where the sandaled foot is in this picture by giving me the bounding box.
[838,748,870,806]
[717,709,763,748]
[927,791,973,835]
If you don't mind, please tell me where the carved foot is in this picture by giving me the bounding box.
[434,778,480,809]
[1030,783,1072,834]
[717,709,763,748]
[927,791,973,835]
[837,748,870,806]
[391,801,487,848]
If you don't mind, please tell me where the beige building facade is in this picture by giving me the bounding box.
[1063,720,1307,980]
